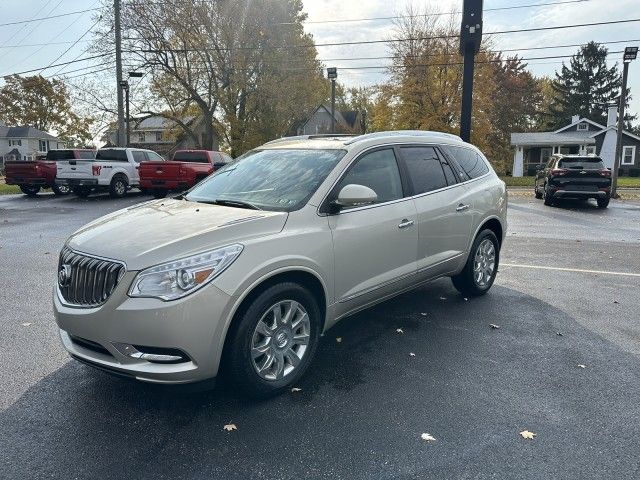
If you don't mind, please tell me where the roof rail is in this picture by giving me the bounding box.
[344,130,463,145]
[262,134,357,146]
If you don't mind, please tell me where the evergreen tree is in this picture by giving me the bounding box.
[548,42,634,129]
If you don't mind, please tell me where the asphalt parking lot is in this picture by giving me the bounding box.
[1,191,640,479]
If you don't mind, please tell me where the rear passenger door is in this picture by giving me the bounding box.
[398,145,473,277]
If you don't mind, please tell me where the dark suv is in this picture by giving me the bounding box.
[534,155,611,208]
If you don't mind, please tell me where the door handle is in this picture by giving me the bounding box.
[398,219,414,229]
[456,204,470,212]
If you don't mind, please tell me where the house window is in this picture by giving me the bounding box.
[155,131,162,142]
[541,148,552,163]
[586,146,596,155]
[138,132,145,142]
[577,123,588,131]
[39,140,47,152]
[622,146,636,165]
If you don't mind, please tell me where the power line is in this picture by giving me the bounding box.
[4,53,113,77]
[0,40,92,49]
[0,7,103,27]
[0,0,55,47]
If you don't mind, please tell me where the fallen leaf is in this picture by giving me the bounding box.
[463,297,468,301]
[613,300,619,304]
[556,332,563,336]
[439,296,447,301]
[490,324,500,329]
[421,432,436,442]
[44,252,50,255]
[396,328,404,334]
[409,352,416,357]
[336,337,342,343]
[520,430,536,440]
[291,387,302,393]
[420,313,428,317]
[578,364,586,369]
[21,322,32,327]
[223,423,237,432]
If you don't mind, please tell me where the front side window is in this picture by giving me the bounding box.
[335,148,403,206]
[132,151,147,163]
[187,148,346,212]
[443,145,489,179]
[146,151,164,162]
[401,146,449,194]
[622,146,636,165]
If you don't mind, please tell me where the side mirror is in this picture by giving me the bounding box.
[332,184,378,211]
[213,162,227,168]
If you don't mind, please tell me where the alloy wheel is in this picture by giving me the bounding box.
[250,300,311,381]
[473,239,496,287]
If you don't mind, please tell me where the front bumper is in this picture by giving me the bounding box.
[53,272,236,384]
[56,178,99,187]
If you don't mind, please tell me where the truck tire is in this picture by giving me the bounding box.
[109,175,128,198]
[73,186,91,198]
[52,184,70,196]
[153,189,167,199]
[19,185,41,197]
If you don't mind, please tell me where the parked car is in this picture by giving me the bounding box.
[139,149,232,198]
[4,149,95,197]
[56,147,165,198]
[53,131,507,397]
[534,154,611,208]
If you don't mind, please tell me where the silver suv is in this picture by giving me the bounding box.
[53,131,507,396]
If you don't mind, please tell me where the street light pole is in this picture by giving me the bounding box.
[459,0,483,143]
[124,72,143,148]
[114,0,125,147]
[611,46,638,198]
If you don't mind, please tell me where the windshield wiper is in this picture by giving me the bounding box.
[206,198,262,210]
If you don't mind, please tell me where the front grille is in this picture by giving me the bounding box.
[58,247,126,307]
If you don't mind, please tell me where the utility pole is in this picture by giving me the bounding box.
[124,72,143,147]
[611,46,638,198]
[327,67,338,134]
[114,0,125,147]
[459,0,483,143]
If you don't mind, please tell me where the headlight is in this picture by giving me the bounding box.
[128,244,243,301]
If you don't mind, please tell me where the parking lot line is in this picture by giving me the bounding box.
[501,263,640,278]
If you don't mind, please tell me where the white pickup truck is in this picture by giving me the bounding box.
[56,147,165,198]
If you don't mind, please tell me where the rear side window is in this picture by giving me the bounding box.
[173,151,209,163]
[337,148,403,205]
[443,146,489,179]
[558,158,605,169]
[96,149,128,162]
[401,146,448,194]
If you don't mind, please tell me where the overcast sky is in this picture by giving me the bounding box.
[1,0,639,121]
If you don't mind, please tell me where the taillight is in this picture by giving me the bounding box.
[92,165,102,176]
[599,169,611,177]
[550,168,568,176]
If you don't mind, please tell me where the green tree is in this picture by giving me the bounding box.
[0,75,93,146]
[548,42,634,129]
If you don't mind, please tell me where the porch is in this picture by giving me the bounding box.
[511,133,596,177]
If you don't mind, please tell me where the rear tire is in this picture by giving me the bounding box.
[534,182,543,199]
[224,282,321,398]
[451,229,500,297]
[52,184,70,196]
[72,186,91,198]
[109,175,128,198]
[19,185,40,197]
[597,196,610,209]
[153,189,167,199]
[543,184,554,206]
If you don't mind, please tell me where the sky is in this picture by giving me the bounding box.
[1,0,639,122]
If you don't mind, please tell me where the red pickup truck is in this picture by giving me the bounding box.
[5,149,96,196]
[139,149,232,198]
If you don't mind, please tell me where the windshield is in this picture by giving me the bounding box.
[559,158,605,169]
[185,148,346,211]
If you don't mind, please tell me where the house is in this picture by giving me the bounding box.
[511,106,640,176]
[0,125,65,166]
[290,105,365,136]
[103,115,219,156]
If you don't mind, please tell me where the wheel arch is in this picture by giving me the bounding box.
[473,216,504,248]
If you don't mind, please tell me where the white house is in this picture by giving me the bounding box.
[0,125,65,165]
[511,106,640,176]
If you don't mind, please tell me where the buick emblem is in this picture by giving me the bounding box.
[58,264,72,287]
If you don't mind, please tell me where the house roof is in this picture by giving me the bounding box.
[555,118,605,133]
[134,115,195,130]
[589,125,640,142]
[511,132,596,146]
[0,125,59,140]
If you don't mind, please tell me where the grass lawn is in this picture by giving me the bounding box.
[500,176,640,188]
[0,183,20,195]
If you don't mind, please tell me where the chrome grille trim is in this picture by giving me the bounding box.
[58,247,126,308]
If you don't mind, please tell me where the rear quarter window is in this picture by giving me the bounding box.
[442,146,489,180]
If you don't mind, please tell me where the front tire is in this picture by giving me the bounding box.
[19,185,41,197]
[52,184,70,196]
[451,229,500,297]
[597,196,610,209]
[109,175,128,198]
[225,282,321,398]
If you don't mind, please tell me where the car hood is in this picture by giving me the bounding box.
[67,199,288,270]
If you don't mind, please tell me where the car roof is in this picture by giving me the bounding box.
[260,130,468,151]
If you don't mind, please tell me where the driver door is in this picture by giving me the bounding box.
[328,148,418,318]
